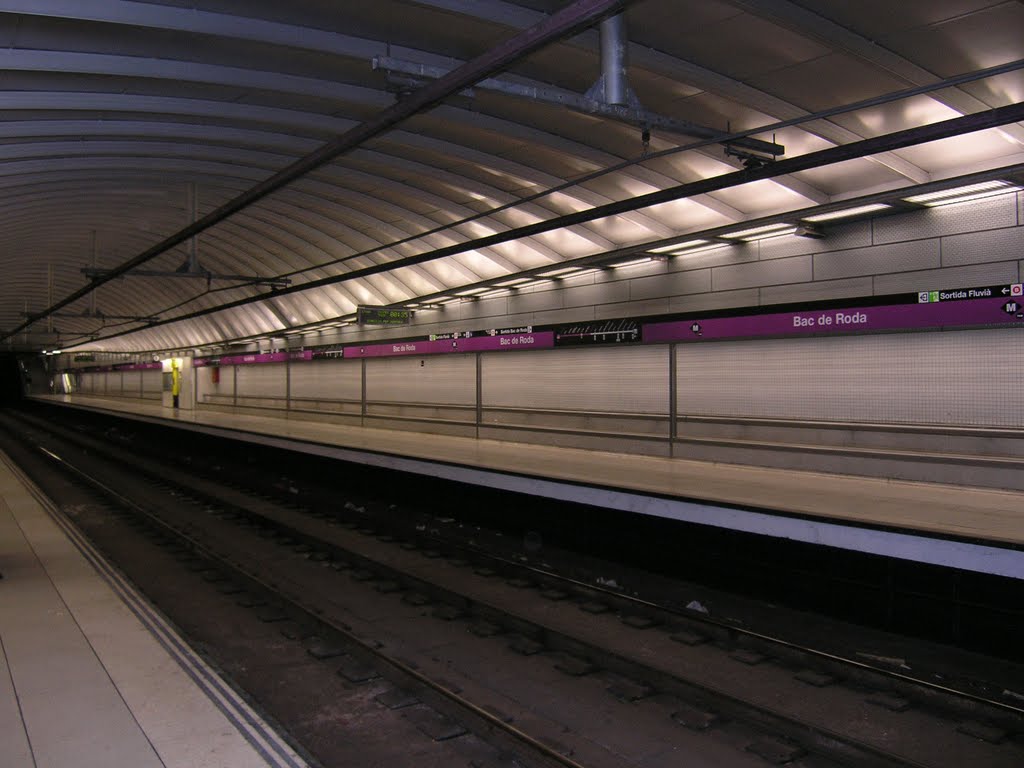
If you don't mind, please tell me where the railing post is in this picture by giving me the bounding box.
[669,343,677,457]
[361,358,368,427]
[475,352,483,439]
[285,357,292,414]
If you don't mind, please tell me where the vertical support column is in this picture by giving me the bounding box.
[360,358,368,427]
[232,365,238,408]
[475,353,483,439]
[668,343,678,457]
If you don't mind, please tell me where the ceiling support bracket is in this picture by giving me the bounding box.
[372,54,784,156]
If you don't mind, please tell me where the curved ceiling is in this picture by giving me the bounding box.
[4,0,1024,352]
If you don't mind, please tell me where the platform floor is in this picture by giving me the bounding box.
[31,395,1024,579]
[0,448,309,768]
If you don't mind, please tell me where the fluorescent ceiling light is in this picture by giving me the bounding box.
[903,180,1020,206]
[492,277,533,287]
[610,257,651,268]
[477,289,510,299]
[660,241,732,257]
[722,223,797,241]
[536,266,583,277]
[436,297,462,305]
[674,243,731,255]
[454,287,489,296]
[803,204,891,222]
[649,239,710,254]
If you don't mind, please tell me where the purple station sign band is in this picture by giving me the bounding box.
[644,285,1023,344]
[194,350,312,367]
[342,331,554,358]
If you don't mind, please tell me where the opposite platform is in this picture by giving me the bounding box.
[0,448,309,768]
[30,394,1024,580]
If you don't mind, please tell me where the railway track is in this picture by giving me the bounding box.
[3,408,1022,768]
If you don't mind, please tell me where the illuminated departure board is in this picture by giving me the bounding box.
[357,306,413,326]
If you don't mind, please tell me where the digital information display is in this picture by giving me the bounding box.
[357,306,413,326]
[555,319,640,346]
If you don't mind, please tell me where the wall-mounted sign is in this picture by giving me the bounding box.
[357,306,413,326]
[193,350,312,367]
[643,284,1023,344]
[342,331,555,358]
[555,319,640,346]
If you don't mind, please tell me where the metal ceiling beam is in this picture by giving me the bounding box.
[111,101,1024,337]
[374,55,785,156]
[79,267,292,290]
[28,310,161,323]
[6,0,635,341]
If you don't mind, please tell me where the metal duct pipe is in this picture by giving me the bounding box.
[600,14,629,105]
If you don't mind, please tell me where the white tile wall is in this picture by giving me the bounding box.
[290,359,362,401]
[596,297,671,319]
[235,363,286,398]
[712,256,811,291]
[666,242,758,271]
[813,239,939,281]
[562,280,630,308]
[873,194,1017,243]
[941,226,1023,266]
[142,370,161,394]
[677,328,1024,427]
[366,354,475,405]
[483,346,668,414]
[669,289,760,313]
[630,268,711,300]
[759,277,874,305]
[872,260,1019,294]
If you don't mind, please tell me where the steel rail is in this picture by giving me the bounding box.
[24,432,588,768]
[18,408,1023,767]
[23,419,916,768]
